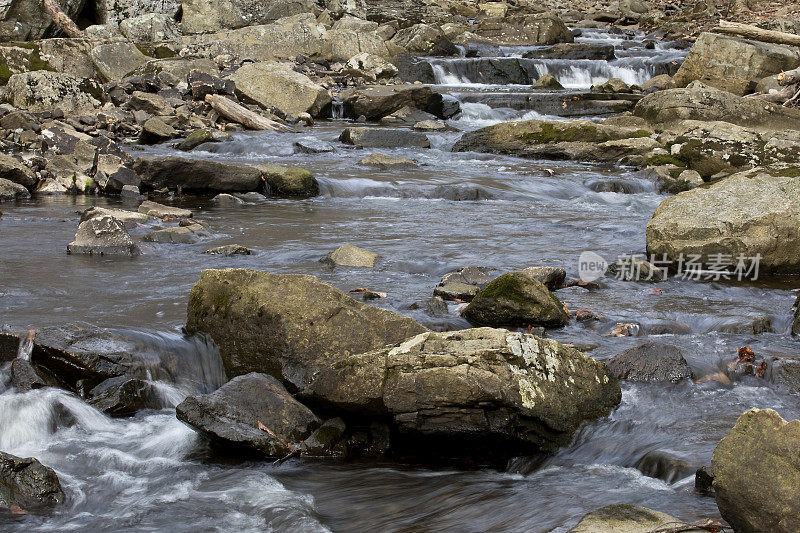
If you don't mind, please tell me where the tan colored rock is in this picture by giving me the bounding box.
[185,269,429,389]
[230,61,331,117]
[712,409,800,533]
[323,244,378,267]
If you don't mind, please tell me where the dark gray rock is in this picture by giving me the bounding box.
[0,452,64,509]
[87,376,163,416]
[606,342,693,383]
[10,359,49,391]
[133,156,263,192]
[176,373,321,457]
[339,127,430,148]
[522,266,566,291]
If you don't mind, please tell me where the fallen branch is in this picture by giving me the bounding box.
[43,0,83,38]
[257,420,301,466]
[784,86,800,107]
[778,68,800,86]
[204,94,294,132]
[713,20,800,47]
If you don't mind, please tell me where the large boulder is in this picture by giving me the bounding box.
[181,0,317,34]
[0,177,30,201]
[712,409,800,533]
[634,83,800,131]
[0,452,64,509]
[0,40,95,84]
[133,156,263,192]
[90,42,150,82]
[185,269,429,391]
[180,14,329,61]
[646,171,800,275]
[473,13,574,46]
[672,33,800,96]
[462,271,570,328]
[119,13,181,42]
[299,328,621,457]
[343,52,398,82]
[4,71,105,114]
[339,84,454,120]
[390,23,453,55]
[229,61,331,117]
[453,118,655,163]
[94,0,182,24]
[67,216,141,257]
[176,373,320,456]
[567,504,704,532]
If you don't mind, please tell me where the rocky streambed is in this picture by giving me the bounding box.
[2,3,800,532]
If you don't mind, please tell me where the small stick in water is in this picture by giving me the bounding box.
[16,330,35,361]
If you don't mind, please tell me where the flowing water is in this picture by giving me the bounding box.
[0,29,798,532]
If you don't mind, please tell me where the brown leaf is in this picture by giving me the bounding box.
[650,288,664,295]
[737,346,755,363]
[10,505,28,515]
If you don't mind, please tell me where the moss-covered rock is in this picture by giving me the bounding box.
[185,269,429,391]
[463,271,570,328]
[712,409,800,533]
[452,118,655,163]
[258,164,319,198]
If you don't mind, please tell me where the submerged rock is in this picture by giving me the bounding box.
[142,225,206,244]
[712,408,800,533]
[646,171,800,275]
[606,342,693,383]
[203,244,251,256]
[176,128,232,151]
[295,138,335,154]
[339,127,430,148]
[463,271,570,328]
[359,153,419,169]
[185,269,429,390]
[299,328,620,458]
[0,452,65,510]
[176,373,320,457]
[322,244,379,268]
[567,504,703,532]
[67,216,141,256]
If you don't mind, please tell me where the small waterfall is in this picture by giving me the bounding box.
[17,330,34,361]
[331,98,344,120]
[0,388,113,454]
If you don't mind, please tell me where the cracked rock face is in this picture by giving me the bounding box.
[298,327,621,457]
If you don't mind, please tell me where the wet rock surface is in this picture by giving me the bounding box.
[0,452,65,510]
[299,328,620,458]
[606,342,693,383]
[177,373,321,457]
